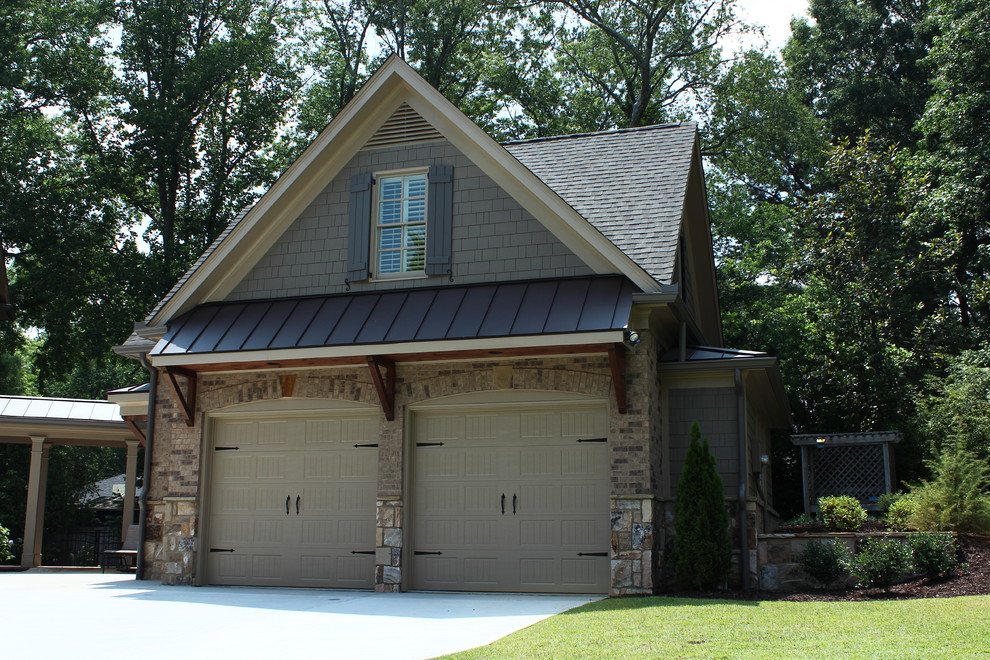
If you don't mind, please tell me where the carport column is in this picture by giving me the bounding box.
[21,435,51,568]
[121,439,140,539]
[376,498,403,592]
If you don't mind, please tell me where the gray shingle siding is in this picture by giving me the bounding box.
[668,386,739,497]
[226,140,593,301]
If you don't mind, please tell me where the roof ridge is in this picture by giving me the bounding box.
[501,122,694,146]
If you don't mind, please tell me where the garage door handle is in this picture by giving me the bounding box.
[296,495,301,515]
[501,493,505,515]
[578,552,608,557]
[285,495,291,515]
[512,493,517,514]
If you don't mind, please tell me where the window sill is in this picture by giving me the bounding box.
[369,272,430,283]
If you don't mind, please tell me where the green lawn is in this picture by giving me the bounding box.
[443,595,990,659]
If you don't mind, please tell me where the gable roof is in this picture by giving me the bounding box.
[505,124,696,285]
[144,56,702,327]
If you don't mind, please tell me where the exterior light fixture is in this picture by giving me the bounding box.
[624,329,642,347]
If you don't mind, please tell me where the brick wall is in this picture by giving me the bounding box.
[146,350,660,593]
[226,139,594,301]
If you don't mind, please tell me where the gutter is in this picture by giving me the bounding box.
[735,368,750,590]
[136,353,158,580]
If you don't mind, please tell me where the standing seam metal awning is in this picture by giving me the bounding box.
[152,276,638,357]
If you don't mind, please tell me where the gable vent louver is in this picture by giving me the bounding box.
[365,104,442,148]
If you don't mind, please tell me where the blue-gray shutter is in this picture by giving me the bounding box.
[347,172,373,281]
[425,164,453,276]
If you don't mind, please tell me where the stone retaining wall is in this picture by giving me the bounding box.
[757,532,939,591]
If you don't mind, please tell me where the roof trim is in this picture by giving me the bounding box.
[150,330,623,369]
[148,56,660,325]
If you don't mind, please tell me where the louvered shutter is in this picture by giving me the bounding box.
[425,164,453,276]
[347,172,373,281]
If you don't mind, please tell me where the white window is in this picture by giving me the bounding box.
[373,170,427,278]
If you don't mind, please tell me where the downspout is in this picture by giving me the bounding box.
[136,353,158,580]
[735,368,750,589]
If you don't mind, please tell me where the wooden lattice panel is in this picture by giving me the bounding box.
[812,444,886,501]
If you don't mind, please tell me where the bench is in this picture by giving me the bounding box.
[101,525,139,573]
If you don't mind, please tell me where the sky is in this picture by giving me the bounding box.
[735,0,812,51]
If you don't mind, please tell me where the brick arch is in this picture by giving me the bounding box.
[197,368,380,414]
[402,365,612,407]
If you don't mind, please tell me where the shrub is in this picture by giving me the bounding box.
[909,533,959,579]
[908,448,990,534]
[782,513,814,527]
[851,538,912,590]
[885,496,916,531]
[877,492,902,514]
[0,524,11,563]
[818,495,867,532]
[797,539,850,588]
[673,422,732,589]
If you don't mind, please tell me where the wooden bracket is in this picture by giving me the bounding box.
[607,343,627,414]
[123,415,148,446]
[165,366,198,427]
[367,356,396,421]
[279,374,297,398]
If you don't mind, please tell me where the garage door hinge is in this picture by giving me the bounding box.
[577,438,607,443]
[210,548,235,553]
[577,552,608,557]
[351,550,375,555]
[215,446,240,451]
[416,442,444,447]
[414,551,443,555]
[353,443,379,448]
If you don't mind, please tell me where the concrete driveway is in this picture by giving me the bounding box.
[0,572,600,660]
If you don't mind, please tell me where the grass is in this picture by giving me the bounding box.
[443,595,990,659]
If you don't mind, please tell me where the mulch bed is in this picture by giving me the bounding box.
[660,534,990,602]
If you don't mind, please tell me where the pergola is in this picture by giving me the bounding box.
[0,395,144,568]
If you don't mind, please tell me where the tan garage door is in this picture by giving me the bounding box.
[411,405,610,593]
[207,413,378,588]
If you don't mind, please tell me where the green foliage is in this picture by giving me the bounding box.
[914,350,990,460]
[877,492,902,514]
[885,497,916,532]
[0,523,12,562]
[817,495,867,532]
[851,538,912,591]
[783,513,814,527]
[908,532,958,579]
[797,539,850,587]
[908,448,990,534]
[673,422,732,589]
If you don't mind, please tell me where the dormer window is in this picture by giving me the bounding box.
[374,170,428,277]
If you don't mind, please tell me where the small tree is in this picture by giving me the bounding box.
[0,524,12,563]
[673,422,732,589]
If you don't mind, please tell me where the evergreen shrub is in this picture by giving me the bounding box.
[909,448,990,534]
[673,422,732,589]
[797,539,849,587]
[818,495,867,531]
[851,538,912,590]
[909,532,959,579]
[885,496,916,531]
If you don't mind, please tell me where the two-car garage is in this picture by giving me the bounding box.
[204,400,610,593]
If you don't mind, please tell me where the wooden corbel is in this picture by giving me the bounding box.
[607,343,627,414]
[123,415,148,446]
[366,356,396,421]
[165,366,198,427]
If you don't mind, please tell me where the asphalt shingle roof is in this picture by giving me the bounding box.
[505,122,697,285]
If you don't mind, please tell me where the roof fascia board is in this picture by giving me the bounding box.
[686,139,724,345]
[150,57,661,324]
[150,330,623,368]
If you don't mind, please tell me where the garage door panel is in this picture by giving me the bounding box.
[412,405,609,594]
[217,420,257,447]
[208,414,377,589]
